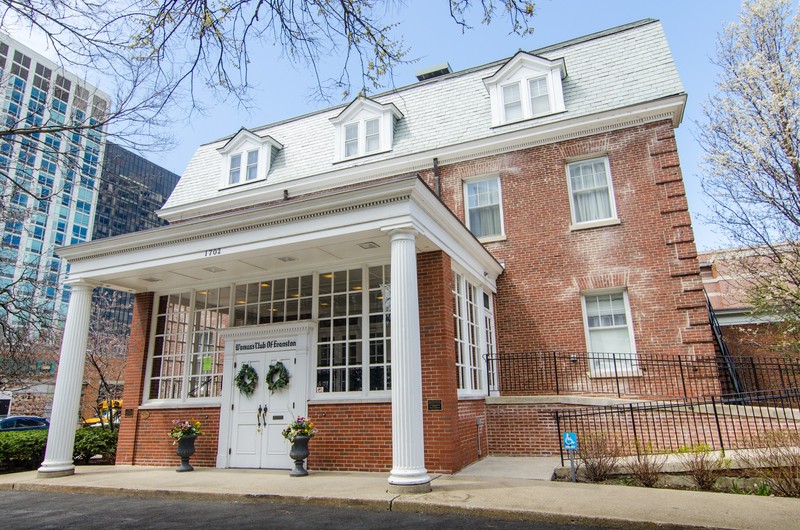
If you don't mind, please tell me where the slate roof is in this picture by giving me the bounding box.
[163,19,684,213]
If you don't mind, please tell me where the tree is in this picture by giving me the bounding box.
[699,0,800,352]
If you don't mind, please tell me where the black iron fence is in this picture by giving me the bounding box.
[486,351,800,399]
[554,388,800,466]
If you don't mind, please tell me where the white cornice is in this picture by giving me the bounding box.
[159,95,686,223]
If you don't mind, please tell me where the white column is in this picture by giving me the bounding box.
[388,228,431,492]
[39,280,94,477]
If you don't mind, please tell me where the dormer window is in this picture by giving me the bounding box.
[484,52,567,127]
[218,129,282,188]
[330,97,402,162]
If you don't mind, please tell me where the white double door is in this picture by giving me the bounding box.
[229,350,299,469]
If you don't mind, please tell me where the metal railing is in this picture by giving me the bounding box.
[555,388,800,466]
[485,351,800,399]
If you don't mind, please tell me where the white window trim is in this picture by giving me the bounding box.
[329,97,402,162]
[580,288,639,378]
[483,52,566,127]
[463,174,506,241]
[217,130,282,190]
[453,267,492,397]
[566,156,619,230]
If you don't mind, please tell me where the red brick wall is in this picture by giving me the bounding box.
[117,292,153,465]
[486,403,566,456]
[420,121,714,369]
[307,402,392,472]
[124,407,220,467]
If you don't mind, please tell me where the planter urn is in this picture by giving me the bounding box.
[176,435,197,472]
[289,435,310,477]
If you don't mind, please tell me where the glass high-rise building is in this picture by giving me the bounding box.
[91,142,180,326]
[0,35,110,322]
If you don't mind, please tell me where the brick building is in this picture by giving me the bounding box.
[40,19,713,490]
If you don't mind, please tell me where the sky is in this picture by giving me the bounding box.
[10,1,747,251]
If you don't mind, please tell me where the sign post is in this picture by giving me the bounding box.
[562,432,579,482]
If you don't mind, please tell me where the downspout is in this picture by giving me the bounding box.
[433,157,440,197]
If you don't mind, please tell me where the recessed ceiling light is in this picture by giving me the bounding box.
[203,266,225,273]
[321,273,333,279]
[358,241,380,249]
[260,282,270,288]
[277,256,297,262]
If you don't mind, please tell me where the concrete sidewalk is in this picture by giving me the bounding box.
[0,458,798,529]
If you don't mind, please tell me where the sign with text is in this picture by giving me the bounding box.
[235,339,297,352]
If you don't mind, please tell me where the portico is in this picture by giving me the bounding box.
[39,175,502,489]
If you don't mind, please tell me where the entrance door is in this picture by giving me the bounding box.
[229,350,297,469]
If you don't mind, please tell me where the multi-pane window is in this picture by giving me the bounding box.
[453,272,487,393]
[147,267,392,402]
[228,153,241,184]
[342,118,381,159]
[344,123,359,158]
[499,75,553,124]
[10,51,30,80]
[228,149,260,185]
[364,118,380,153]
[528,77,550,115]
[483,292,498,392]
[464,176,503,238]
[582,291,636,374]
[316,265,390,394]
[567,157,616,225]
[502,83,522,122]
[188,287,230,398]
[232,275,313,327]
[150,292,192,400]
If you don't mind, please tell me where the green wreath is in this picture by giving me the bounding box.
[234,363,258,397]
[266,361,290,393]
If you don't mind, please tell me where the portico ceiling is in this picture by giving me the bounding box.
[58,175,503,294]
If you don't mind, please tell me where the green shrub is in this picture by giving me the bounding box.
[73,428,118,464]
[0,430,48,470]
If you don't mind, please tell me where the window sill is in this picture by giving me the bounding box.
[308,393,392,406]
[309,393,391,404]
[569,218,621,232]
[588,369,642,379]
[333,148,391,164]
[490,109,567,129]
[219,177,267,191]
[140,400,221,409]
[477,234,507,244]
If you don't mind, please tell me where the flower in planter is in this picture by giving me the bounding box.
[282,416,316,442]
[169,419,203,444]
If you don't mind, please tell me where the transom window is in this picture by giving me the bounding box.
[464,176,504,239]
[567,157,617,226]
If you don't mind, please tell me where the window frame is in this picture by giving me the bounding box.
[580,289,638,377]
[463,175,505,241]
[217,130,281,190]
[340,117,383,160]
[566,156,620,230]
[499,75,552,123]
[453,269,494,396]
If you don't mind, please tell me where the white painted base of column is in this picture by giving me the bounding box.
[38,461,76,478]
[388,467,432,493]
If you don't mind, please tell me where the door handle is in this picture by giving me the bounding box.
[256,405,262,429]
[262,405,268,425]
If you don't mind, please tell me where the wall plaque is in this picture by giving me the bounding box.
[427,399,443,411]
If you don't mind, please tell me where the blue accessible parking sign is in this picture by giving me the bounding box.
[562,432,578,451]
